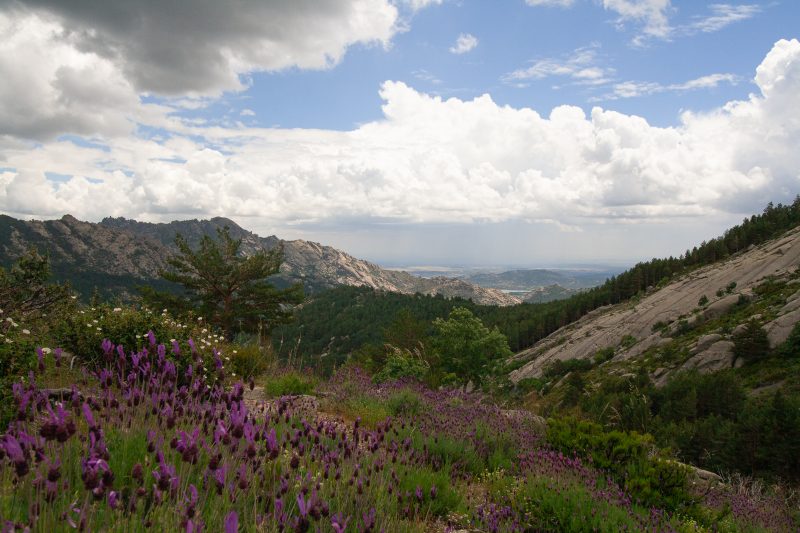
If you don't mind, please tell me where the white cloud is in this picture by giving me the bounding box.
[687,4,761,34]
[503,44,614,86]
[525,0,576,6]
[594,72,739,100]
[2,40,799,231]
[602,0,674,44]
[240,109,256,117]
[449,33,478,55]
[401,0,444,11]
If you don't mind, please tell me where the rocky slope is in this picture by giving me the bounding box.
[0,214,516,306]
[509,225,800,383]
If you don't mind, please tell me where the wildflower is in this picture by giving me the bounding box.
[22,329,30,335]
[113,308,122,312]
[331,513,350,533]
[224,511,238,533]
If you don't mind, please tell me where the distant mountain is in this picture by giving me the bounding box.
[0,214,518,306]
[522,284,581,304]
[465,268,615,291]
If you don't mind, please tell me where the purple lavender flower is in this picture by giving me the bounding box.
[223,511,238,533]
[331,513,349,533]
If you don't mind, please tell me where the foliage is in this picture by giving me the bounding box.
[262,369,318,397]
[698,295,709,307]
[430,307,512,387]
[229,343,273,379]
[546,417,693,512]
[142,226,302,339]
[543,357,594,379]
[373,349,429,384]
[386,389,424,417]
[732,320,770,364]
[594,346,615,364]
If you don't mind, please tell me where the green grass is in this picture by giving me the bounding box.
[262,369,318,397]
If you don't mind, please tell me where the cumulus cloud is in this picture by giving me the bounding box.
[2,0,399,97]
[2,39,799,229]
[449,33,478,55]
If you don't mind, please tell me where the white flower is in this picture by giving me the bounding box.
[170,339,176,343]
[92,320,98,324]
[22,329,30,335]
[231,373,236,377]
[4,339,11,344]
[96,327,102,331]
[162,309,168,313]
[70,295,77,300]
[202,328,207,333]
[41,347,51,354]
[0,309,3,314]
[225,357,230,361]
[233,350,238,354]
[113,308,122,312]
[136,335,141,339]
[198,317,203,321]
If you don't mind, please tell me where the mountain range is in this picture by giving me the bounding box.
[0,214,520,306]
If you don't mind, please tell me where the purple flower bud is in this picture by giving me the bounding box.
[224,511,238,533]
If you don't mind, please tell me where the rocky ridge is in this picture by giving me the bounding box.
[0,214,517,306]
[509,225,800,383]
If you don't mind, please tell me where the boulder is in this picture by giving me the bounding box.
[703,294,742,320]
[692,333,722,354]
[765,307,800,348]
[681,340,735,373]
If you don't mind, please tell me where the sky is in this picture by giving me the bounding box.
[0,0,799,268]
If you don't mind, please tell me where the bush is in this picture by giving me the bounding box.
[374,350,428,383]
[396,466,463,518]
[546,417,692,511]
[593,347,615,364]
[262,369,318,397]
[230,343,273,379]
[386,389,424,417]
[51,304,200,368]
[698,295,709,306]
[543,358,593,379]
[652,321,668,332]
[732,320,770,364]
[619,335,637,349]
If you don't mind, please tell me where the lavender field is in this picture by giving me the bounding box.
[0,319,795,532]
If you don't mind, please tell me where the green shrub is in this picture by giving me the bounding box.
[374,351,428,383]
[546,417,692,512]
[386,389,424,417]
[698,295,709,306]
[652,321,668,332]
[732,320,769,364]
[777,321,800,358]
[517,377,547,394]
[543,358,593,379]
[593,347,615,364]
[230,343,273,379]
[396,466,463,518]
[726,281,738,294]
[619,335,637,349]
[262,369,318,397]
[51,304,200,368]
